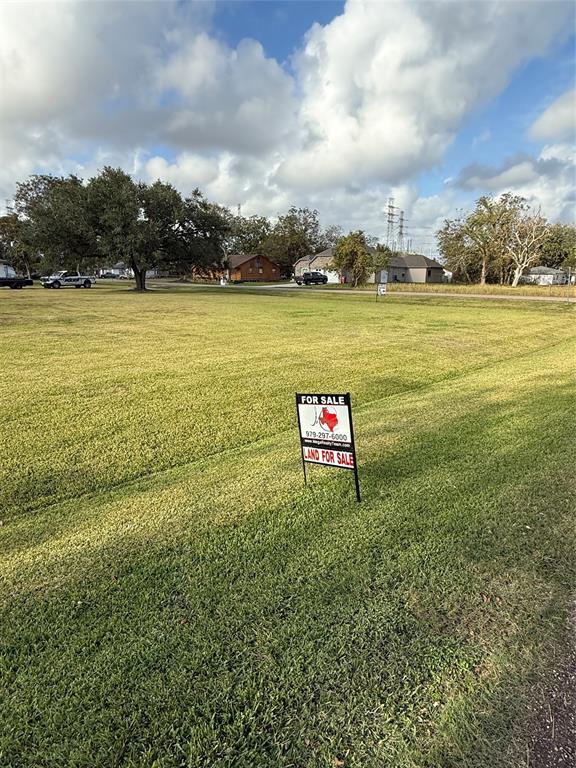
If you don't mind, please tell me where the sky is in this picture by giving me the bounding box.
[1,0,575,254]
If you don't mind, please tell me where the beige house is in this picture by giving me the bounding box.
[293,249,340,283]
[379,254,444,284]
[294,246,380,283]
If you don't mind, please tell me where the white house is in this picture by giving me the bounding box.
[522,266,568,285]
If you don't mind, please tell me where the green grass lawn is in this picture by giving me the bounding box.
[1,284,575,767]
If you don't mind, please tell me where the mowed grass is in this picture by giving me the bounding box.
[1,284,575,767]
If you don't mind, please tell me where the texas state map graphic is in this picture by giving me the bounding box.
[319,407,338,432]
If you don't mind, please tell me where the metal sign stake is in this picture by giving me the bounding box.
[295,396,308,486]
[346,392,361,503]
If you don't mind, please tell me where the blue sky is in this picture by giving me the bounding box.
[443,33,575,167]
[216,1,575,209]
[1,0,575,246]
[412,29,574,214]
[214,0,345,62]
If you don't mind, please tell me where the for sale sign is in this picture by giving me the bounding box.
[297,393,352,453]
[296,392,361,500]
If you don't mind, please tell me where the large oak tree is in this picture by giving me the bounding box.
[263,207,326,275]
[13,168,230,291]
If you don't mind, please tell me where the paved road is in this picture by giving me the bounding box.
[323,288,576,303]
[154,281,575,303]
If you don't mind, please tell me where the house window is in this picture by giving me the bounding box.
[427,269,431,278]
[248,267,253,273]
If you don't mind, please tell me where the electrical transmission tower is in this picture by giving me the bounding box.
[397,211,405,253]
[385,198,397,248]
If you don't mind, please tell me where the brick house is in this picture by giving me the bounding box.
[227,254,281,282]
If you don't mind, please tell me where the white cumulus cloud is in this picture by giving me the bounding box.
[155,35,297,154]
[275,0,572,189]
[455,144,575,222]
[0,0,573,233]
[529,89,576,143]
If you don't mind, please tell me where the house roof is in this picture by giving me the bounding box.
[309,250,336,267]
[311,248,334,261]
[528,266,565,275]
[390,253,443,270]
[228,253,253,268]
[227,253,279,268]
[294,246,377,268]
[293,249,335,268]
[294,248,443,271]
[293,256,314,268]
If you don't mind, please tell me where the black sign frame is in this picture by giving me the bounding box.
[295,392,361,502]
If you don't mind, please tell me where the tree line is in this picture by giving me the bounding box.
[438,194,576,286]
[0,168,357,291]
[2,169,574,292]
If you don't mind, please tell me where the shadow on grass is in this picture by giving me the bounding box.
[1,382,575,767]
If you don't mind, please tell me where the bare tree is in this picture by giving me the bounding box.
[507,209,549,287]
[462,195,524,285]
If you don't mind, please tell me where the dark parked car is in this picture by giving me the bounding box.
[295,271,328,286]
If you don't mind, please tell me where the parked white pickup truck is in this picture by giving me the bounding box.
[41,271,96,289]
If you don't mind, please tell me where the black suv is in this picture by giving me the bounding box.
[295,271,328,286]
